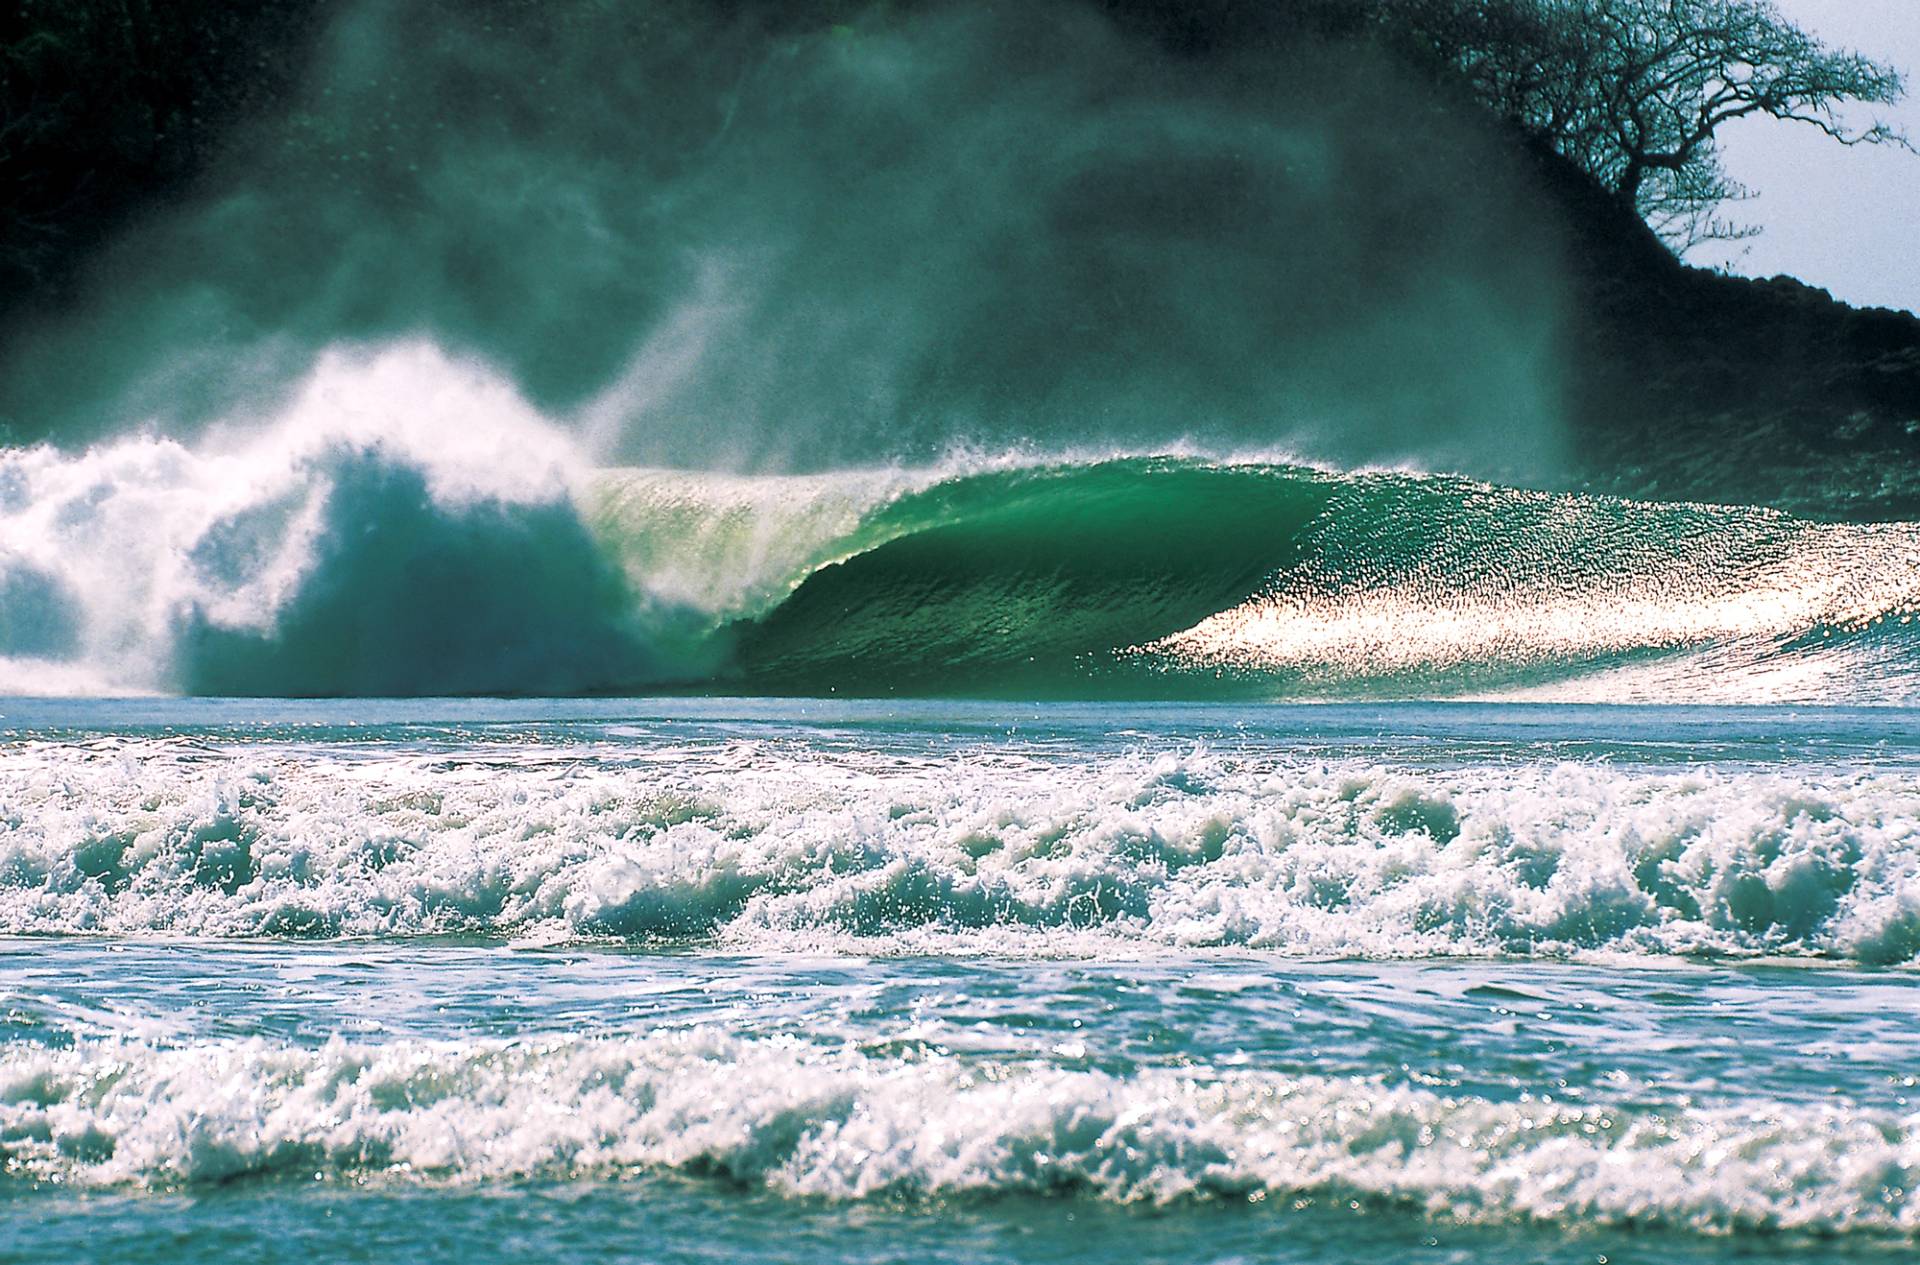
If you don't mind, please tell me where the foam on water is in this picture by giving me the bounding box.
[2,1029,1914,1236]
[0,343,679,696]
[3,740,1917,961]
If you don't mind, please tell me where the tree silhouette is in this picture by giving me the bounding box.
[1387,0,1910,249]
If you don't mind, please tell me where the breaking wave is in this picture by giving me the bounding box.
[3,1029,1916,1239]
[4,343,1919,701]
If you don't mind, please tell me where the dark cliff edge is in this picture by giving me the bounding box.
[1527,144,1920,521]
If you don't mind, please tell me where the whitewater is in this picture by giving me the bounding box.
[6,346,1920,1264]
[2,706,1919,961]
[4,697,1920,1264]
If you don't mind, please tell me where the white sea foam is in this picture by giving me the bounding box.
[1,1030,1915,1235]
[0,342,645,696]
[1,741,1917,961]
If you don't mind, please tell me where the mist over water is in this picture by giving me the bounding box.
[0,0,1568,479]
[0,0,1662,703]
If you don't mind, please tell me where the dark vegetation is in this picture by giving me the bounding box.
[0,0,334,306]
[1384,0,1907,249]
[1535,148,1920,518]
[1377,0,1920,515]
[2,0,1917,515]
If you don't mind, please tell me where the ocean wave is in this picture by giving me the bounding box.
[3,743,1917,961]
[3,1029,1915,1236]
[5,342,1920,701]
[0,344,687,697]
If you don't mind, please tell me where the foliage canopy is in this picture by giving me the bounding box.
[1385,0,1909,248]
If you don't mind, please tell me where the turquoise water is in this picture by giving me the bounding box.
[3,699,1917,1262]
[9,441,1920,703]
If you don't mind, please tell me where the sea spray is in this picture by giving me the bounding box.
[0,344,698,696]
[0,1,1569,482]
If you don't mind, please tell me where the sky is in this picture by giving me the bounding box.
[1691,0,1920,313]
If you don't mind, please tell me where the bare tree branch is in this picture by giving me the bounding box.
[1382,0,1910,252]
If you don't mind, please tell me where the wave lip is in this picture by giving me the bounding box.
[3,1030,1916,1238]
[4,743,1919,963]
[589,454,1920,701]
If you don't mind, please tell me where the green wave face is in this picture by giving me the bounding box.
[9,437,1920,700]
[726,459,1336,693]
[581,456,1920,702]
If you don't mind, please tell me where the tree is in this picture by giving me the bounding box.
[1385,0,1910,249]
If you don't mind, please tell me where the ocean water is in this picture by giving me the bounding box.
[5,347,1919,704]
[3,698,1918,1264]
[6,352,1920,1259]
[7,0,1918,1256]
